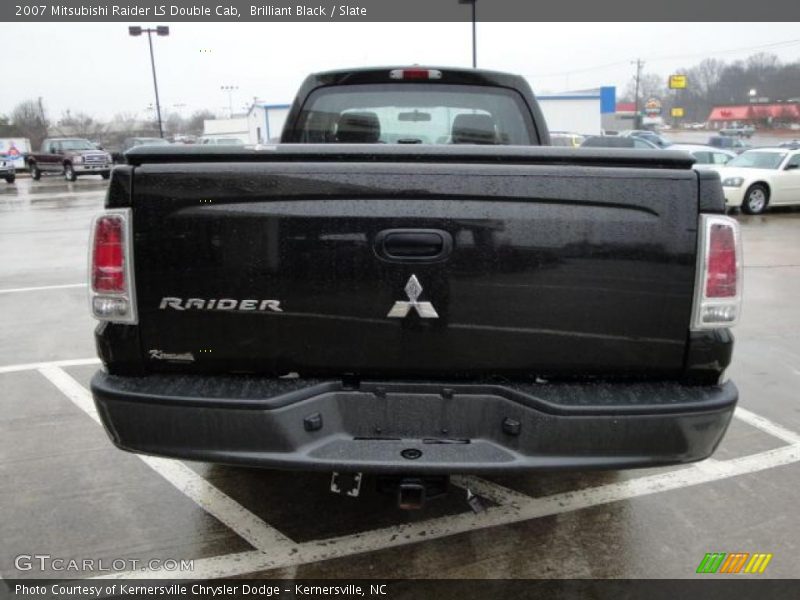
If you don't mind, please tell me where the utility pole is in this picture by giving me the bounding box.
[632,58,644,129]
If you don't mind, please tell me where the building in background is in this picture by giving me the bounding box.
[203,103,291,144]
[707,103,800,130]
[538,87,616,136]
[202,115,249,143]
[248,103,291,143]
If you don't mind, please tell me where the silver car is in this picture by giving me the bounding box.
[669,144,736,171]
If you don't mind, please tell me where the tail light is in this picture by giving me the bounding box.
[89,209,137,323]
[389,68,442,80]
[691,214,742,329]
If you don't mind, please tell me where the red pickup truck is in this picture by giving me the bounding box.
[26,137,112,181]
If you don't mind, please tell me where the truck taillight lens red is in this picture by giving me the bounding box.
[705,224,737,298]
[89,209,137,323]
[691,215,742,329]
[92,216,124,292]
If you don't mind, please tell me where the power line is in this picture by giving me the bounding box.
[534,37,800,80]
[535,60,630,79]
[647,37,800,64]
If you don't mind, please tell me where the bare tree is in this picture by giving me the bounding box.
[186,109,215,136]
[646,53,799,124]
[164,111,187,137]
[622,72,666,106]
[56,110,107,140]
[103,112,158,149]
[691,58,725,98]
[10,98,49,149]
[0,114,17,137]
[746,52,780,73]
[108,111,141,133]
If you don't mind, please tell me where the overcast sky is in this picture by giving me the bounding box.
[2,22,799,121]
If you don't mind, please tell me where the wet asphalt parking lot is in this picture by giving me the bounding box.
[1,171,799,581]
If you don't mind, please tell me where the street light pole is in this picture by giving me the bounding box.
[145,30,164,137]
[129,26,170,138]
[458,0,477,68]
[220,85,239,118]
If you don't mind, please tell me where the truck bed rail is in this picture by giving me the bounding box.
[124,143,696,170]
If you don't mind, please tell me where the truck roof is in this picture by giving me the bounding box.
[305,66,531,89]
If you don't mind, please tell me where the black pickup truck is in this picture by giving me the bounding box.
[89,67,742,504]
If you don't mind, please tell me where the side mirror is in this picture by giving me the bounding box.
[785,164,799,171]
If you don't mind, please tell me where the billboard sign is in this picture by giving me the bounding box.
[0,138,31,169]
[669,74,688,89]
[644,97,662,116]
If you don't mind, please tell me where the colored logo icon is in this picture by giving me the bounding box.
[696,552,773,574]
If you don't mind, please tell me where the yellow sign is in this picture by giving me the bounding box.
[669,74,687,89]
[671,107,685,118]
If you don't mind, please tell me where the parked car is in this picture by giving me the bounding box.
[199,137,246,145]
[778,140,800,150]
[669,144,736,171]
[172,134,198,144]
[0,154,15,183]
[89,66,741,509]
[124,137,169,151]
[718,148,800,214]
[110,137,170,163]
[581,135,660,149]
[708,136,751,154]
[549,131,585,148]
[26,138,112,181]
[719,126,755,138]
[621,129,672,148]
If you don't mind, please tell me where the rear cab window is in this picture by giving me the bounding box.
[293,83,536,145]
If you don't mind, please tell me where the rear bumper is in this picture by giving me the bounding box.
[91,372,738,474]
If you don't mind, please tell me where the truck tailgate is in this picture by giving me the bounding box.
[129,152,698,379]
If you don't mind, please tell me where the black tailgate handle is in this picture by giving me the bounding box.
[375,229,453,262]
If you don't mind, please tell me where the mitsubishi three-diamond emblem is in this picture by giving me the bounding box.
[387,274,439,319]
